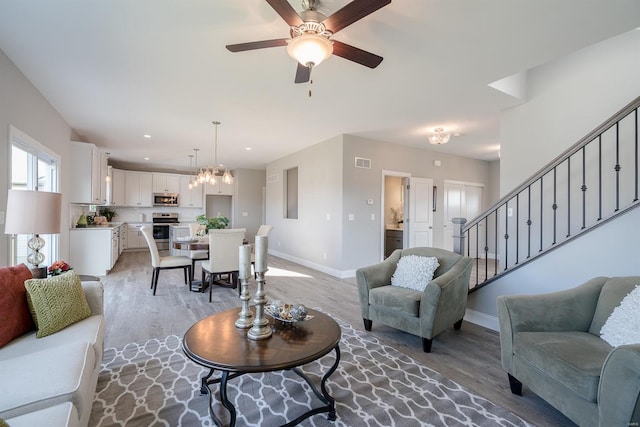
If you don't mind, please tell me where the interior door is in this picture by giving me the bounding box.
[443,181,484,255]
[407,177,433,248]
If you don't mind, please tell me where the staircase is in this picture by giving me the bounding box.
[459,95,640,293]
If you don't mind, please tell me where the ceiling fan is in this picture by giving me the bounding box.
[226,0,391,83]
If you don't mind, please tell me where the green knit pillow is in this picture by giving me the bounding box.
[25,271,91,338]
[0,417,9,427]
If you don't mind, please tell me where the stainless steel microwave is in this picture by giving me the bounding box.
[153,193,178,206]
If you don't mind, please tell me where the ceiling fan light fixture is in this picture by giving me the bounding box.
[287,31,333,67]
[429,128,451,145]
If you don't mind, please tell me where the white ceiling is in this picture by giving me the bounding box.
[1,0,639,173]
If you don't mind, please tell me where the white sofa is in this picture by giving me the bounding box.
[0,280,105,427]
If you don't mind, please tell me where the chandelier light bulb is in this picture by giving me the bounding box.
[429,128,452,145]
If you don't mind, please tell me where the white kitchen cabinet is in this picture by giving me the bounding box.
[108,167,126,206]
[119,223,127,254]
[126,224,148,249]
[124,171,153,207]
[69,141,108,204]
[204,179,234,196]
[152,173,180,194]
[70,227,117,276]
[179,175,203,208]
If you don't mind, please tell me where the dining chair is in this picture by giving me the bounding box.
[187,222,209,281]
[201,228,246,302]
[140,225,192,295]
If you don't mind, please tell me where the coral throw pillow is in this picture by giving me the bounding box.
[0,264,35,347]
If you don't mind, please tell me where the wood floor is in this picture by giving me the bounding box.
[101,251,574,427]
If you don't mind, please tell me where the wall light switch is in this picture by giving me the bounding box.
[326,213,331,221]
[348,214,355,221]
[242,212,248,217]
[371,213,375,221]
[507,208,513,217]
[366,199,373,205]
[434,160,442,167]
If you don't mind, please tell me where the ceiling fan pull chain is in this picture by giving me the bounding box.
[308,79,313,98]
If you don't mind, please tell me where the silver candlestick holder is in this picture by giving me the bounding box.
[248,235,271,340]
[235,244,253,329]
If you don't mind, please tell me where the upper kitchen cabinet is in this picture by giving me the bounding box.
[152,173,180,194]
[69,141,108,204]
[106,166,126,206]
[204,179,234,196]
[124,171,153,207]
[179,175,203,208]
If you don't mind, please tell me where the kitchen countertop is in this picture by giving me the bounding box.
[70,222,126,230]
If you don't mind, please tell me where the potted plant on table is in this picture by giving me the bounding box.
[196,214,229,233]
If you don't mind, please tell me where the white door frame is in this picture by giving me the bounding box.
[380,170,410,261]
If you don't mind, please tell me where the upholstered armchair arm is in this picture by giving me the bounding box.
[496,276,607,372]
[356,250,401,319]
[599,344,640,426]
[81,280,104,315]
[419,256,473,338]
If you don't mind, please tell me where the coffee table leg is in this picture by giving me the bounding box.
[290,344,341,423]
[321,345,341,421]
[219,371,237,426]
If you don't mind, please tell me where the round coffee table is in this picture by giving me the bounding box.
[183,307,341,427]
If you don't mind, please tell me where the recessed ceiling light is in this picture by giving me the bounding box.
[144,157,150,160]
[245,147,252,151]
[143,134,151,138]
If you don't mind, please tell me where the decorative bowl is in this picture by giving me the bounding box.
[265,302,314,323]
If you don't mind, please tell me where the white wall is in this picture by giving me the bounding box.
[468,29,640,321]
[500,29,640,195]
[1,49,73,266]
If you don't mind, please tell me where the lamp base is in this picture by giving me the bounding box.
[30,266,48,279]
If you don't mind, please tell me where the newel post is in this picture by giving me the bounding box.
[452,217,467,255]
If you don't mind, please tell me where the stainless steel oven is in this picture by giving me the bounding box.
[152,213,179,250]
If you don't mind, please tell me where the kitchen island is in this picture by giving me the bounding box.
[69,222,129,276]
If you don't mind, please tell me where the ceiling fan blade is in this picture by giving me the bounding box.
[226,38,288,52]
[266,0,303,27]
[321,0,391,34]
[294,63,311,84]
[332,40,383,68]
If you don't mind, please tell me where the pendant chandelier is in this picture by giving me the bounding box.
[195,121,233,186]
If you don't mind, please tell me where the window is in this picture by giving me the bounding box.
[9,126,60,266]
[284,167,298,219]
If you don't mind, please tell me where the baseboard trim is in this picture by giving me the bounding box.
[464,308,499,331]
[269,250,354,279]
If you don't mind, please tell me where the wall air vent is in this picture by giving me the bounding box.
[355,157,371,169]
[267,173,280,183]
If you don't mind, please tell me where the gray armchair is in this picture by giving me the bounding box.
[497,276,640,427]
[356,247,473,353]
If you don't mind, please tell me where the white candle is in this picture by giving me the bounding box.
[239,244,251,279]
[255,235,268,272]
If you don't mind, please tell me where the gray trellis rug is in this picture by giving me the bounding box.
[90,318,533,427]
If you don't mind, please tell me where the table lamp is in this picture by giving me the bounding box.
[4,189,62,278]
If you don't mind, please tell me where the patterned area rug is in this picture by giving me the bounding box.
[90,318,533,427]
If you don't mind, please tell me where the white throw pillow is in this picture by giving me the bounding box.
[391,255,440,292]
[600,285,640,347]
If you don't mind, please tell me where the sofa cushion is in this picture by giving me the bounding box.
[514,331,612,402]
[0,264,34,348]
[589,277,639,336]
[25,271,91,338]
[4,402,79,427]
[0,341,96,421]
[370,285,422,316]
[0,314,105,370]
[391,255,439,292]
[600,285,640,347]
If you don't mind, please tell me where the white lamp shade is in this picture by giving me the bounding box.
[287,33,333,67]
[4,189,62,235]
